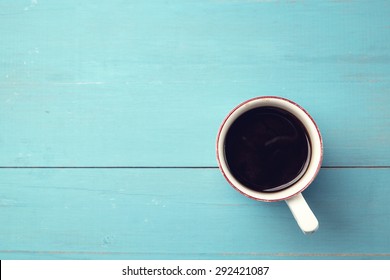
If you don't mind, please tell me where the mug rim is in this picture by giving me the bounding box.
[216,96,323,202]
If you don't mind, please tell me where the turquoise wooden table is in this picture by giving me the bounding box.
[1,0,390,260]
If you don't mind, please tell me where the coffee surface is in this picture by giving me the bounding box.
[224,107,310,192]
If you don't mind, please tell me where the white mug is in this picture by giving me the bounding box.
[216,96,323,234]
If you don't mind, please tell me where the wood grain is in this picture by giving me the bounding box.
[1,0,390,260]
[0,168,389,259]
[1,0,389,167]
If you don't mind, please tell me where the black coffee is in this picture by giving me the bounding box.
[224,107,310,192]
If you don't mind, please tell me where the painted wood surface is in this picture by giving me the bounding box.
[1,0,389,259]
[1,168,390,259]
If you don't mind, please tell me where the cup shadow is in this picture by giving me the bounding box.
[302,168,352,235]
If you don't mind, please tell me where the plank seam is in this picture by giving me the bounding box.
[0,166,390,169]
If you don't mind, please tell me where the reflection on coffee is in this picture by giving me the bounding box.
[224,107,310,192]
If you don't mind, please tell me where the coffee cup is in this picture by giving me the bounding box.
[216,96,323,234]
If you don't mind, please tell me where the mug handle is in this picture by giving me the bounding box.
[285,193,319,234]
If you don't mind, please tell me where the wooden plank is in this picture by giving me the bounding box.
[1,168,389,259]
[1,0,390,167]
